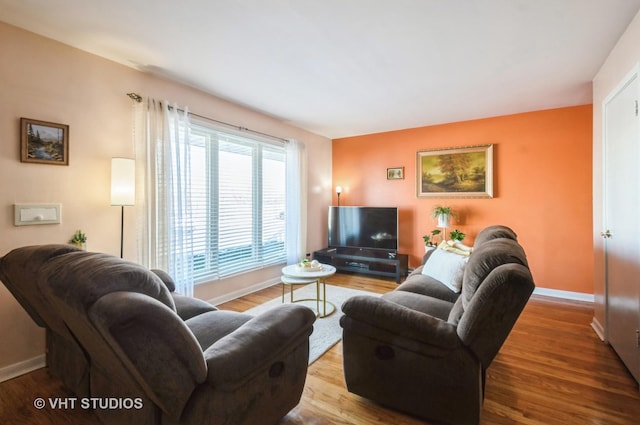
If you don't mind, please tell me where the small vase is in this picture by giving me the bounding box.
[437,214,450,228]
[72,242,87,251]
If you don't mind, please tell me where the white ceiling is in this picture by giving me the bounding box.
[2,0,640,139]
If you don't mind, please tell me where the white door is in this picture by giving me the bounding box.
[603,68,640,386]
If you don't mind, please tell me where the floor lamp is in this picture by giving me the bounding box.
[111,158,135,258]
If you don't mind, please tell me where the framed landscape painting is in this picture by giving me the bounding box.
[20,118,69,165]
[417,144,493,198]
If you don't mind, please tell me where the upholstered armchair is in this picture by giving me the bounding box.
[1,246,315,425]
[0,246,219,399]
[0,244,91,397]
[340,226,534,425]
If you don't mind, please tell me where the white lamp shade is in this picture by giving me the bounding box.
[111,158,135,206]
[336,185,343,194]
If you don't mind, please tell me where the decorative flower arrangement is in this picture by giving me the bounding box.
[300,258,319,268]
[299,258,322,271]
[424,207,468,248]
[432,205,456,228]
[69,230,87,248]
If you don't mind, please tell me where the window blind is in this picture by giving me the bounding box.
[182,123,287,282]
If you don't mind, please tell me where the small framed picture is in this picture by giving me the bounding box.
[20,118,69,165]
[387,166,404,180]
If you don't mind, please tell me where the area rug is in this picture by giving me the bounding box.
[244,284,380,364]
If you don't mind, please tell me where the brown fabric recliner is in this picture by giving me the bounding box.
[0,245,315,425]
[340,225,534,425]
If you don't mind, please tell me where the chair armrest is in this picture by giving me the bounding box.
[172,293,217,320]
[150,269,218,320]
[203,303,315,390]
[341,295,460,350]
[89,292,206,420]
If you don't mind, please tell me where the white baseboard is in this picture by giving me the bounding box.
[205,277,281,306]
[533,287,594,303]
[208,280,596,305]
[0,354,45,383]
[591,317,606,341]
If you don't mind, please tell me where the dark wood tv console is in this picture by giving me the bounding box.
[313,247,408,283]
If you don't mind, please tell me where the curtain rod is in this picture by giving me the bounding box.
[126,92,287,143]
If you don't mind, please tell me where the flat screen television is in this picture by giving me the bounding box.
[328,206,398,251]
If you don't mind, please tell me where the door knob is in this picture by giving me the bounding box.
[600,230,612,238]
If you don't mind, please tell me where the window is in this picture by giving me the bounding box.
[186,122,286,282]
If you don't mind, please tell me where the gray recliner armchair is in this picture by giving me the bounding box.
[340,226,535,425]
[0,245,218,399]
[0,245,315,425]
[0,244,91,397]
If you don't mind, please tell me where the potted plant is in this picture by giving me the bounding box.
[432,205,455,228]
[449,229,466,242]
[422,229,441,247]
[69,230,87,249]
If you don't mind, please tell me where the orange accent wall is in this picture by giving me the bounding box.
[332,105,593,294]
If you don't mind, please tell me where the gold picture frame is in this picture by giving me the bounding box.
[20,118,69,165]
[417,144,493,198]
[387,166,404,180]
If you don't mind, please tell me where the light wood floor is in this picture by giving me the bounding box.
[1,273,639,424]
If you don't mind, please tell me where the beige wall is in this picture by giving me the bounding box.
[592,11,640,337]
[0,22,332,370]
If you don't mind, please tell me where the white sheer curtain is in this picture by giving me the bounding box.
[285,139,307,264]
[134,99,195,296]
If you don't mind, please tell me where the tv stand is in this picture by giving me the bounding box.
[313,247,408,283]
